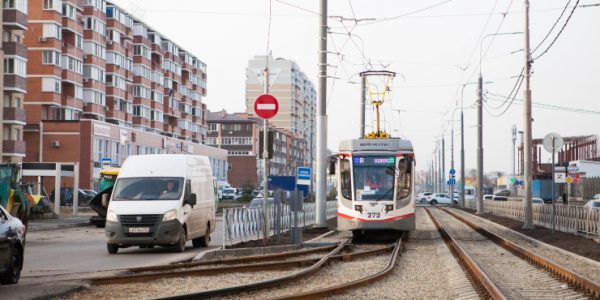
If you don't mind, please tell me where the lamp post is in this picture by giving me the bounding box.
[477,31,522,214]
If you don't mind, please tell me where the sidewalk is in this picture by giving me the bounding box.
[27,207,95,232]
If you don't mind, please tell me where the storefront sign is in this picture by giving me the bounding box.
[94,123,111,137]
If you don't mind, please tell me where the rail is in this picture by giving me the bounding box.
[464,199,600,238]
[222,200,337,247]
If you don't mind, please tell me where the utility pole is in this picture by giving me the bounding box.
[315,0,327,227]
[438,140,443,192]
[442,136,446,193]
[262,63,270,242]
[476,74,484,214]
[460,109,466,207]
[523,0,534,229]
[360,74,366,138]
[512,125,517,195]
[450,124,455,204]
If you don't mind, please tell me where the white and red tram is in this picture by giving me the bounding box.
[330,138,415,237]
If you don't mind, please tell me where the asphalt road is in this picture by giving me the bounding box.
[19,217,224,284]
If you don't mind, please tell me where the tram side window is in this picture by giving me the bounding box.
[396,156,412,200]
[340,159,352,199]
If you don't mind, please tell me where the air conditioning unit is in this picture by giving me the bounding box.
[50,140,60,148]
[107,40,113,45]
[83,54,88,60]
[104,106,109,111]
[39,37,47,42]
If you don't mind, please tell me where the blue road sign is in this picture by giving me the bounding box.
[297,167,311,185]
[449,168,456,176]
[447,178,456,186]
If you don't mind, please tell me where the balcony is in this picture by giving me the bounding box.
[83,102,106,116]
[106,110,126,121]
[3,42,27,59]
[3,107,26,123]
[3,9,27,30]
[61,96,83,110]
[4,75,26,92]
[2,140,26,156]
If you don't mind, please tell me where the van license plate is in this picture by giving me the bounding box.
[129,227,149,233]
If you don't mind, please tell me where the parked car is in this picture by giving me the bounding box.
[483,194,494,201]
[0,205,25,285]
[417,192,433,203]
[247,197,275,209]
[221,188,237,200]
[532,198,545,205]
[483,194,507,201]
[428,193,456,205]
[49,188,95,206]
[584,200,600,209]
[592,194,600,200]
[494,189,511,197]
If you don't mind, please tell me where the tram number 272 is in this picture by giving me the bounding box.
[367,212,381,219]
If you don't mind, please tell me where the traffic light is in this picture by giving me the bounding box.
[258,130,274,159]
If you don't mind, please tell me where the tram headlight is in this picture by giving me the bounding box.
[385,205,394,212]
[354,205,363,213]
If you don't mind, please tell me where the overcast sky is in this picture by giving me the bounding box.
[112,0,600,175]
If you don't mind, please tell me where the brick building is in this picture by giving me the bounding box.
[206,110,307,188]
[2,0,28,162]
[22,0,226,189]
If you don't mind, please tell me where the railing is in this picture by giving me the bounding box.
[463,199,599,238]
[222,200,337,247]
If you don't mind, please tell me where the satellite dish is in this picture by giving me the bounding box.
[543,133,563,153]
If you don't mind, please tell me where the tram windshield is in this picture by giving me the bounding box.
[353,155,396,201]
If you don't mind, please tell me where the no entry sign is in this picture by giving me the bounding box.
[254,94,279,119]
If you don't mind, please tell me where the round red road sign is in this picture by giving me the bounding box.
[254,94,279,119]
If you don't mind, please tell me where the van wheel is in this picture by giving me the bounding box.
[0,248,22,284]
[175,230,187,252]
[107,243,119,254]
[193,225,210,248]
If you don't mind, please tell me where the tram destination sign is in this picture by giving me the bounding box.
[353,156,396,165]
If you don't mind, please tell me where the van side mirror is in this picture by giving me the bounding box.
[328,156,337,175]
[187,193,197,206]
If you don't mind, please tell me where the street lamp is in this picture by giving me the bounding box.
[476,31,522,214]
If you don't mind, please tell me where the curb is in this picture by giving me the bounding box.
[28,221,92,232]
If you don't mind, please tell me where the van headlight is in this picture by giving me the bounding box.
[106,210,118,222]
[163,209,177,222]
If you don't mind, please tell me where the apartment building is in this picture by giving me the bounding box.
[23,0,224,189]
[245,54,316,167]
[206,110,307,188]
[2,0,28,162]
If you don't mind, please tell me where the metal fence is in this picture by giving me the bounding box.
[463,200,599,238]
[222,200,337,247]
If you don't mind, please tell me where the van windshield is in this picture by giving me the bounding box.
[113,177,184,201]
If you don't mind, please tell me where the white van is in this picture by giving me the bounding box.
[104,154,216,254]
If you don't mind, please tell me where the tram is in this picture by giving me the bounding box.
[329,70,415,237]
[330,138,416,236]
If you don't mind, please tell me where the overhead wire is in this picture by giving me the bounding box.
[533,0,581,61]
[531,0,572,54]
[485,92,600,114]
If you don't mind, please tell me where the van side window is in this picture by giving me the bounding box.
[185,179,192,199]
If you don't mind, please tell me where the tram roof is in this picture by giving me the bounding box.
[338,138,413,152]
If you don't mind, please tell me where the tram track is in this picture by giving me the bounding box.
[426,207,600,299]
[57,235,404,300]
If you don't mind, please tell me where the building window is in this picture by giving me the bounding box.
[75,34,83,49]
[41,77,61,93]
[84,17,106,36]
[133,85,150,99]
[106,74,127,90]
[62,3,77,20]
[3,0,27,13]
[83,41,106,59]
[62,56,83,74]
[4,57,27,77]
[150,110,163,121]
[133,45,151,60]
[108,30,121,44]
[84,0,105,12]
[83,65,105,82]
[83,89,105,105]
[133,64,152,80]
[42,50,61,66]
[75,85,83,100]
[42,23,62,40]
[208,123,217,132]
[133,105,151,119]
[43,0,61,12]
[151,91,163,104]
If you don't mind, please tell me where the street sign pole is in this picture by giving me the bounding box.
[543,132,563,232]
[262,68,270,243]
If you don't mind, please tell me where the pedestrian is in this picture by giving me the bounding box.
[562,192,568,205]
